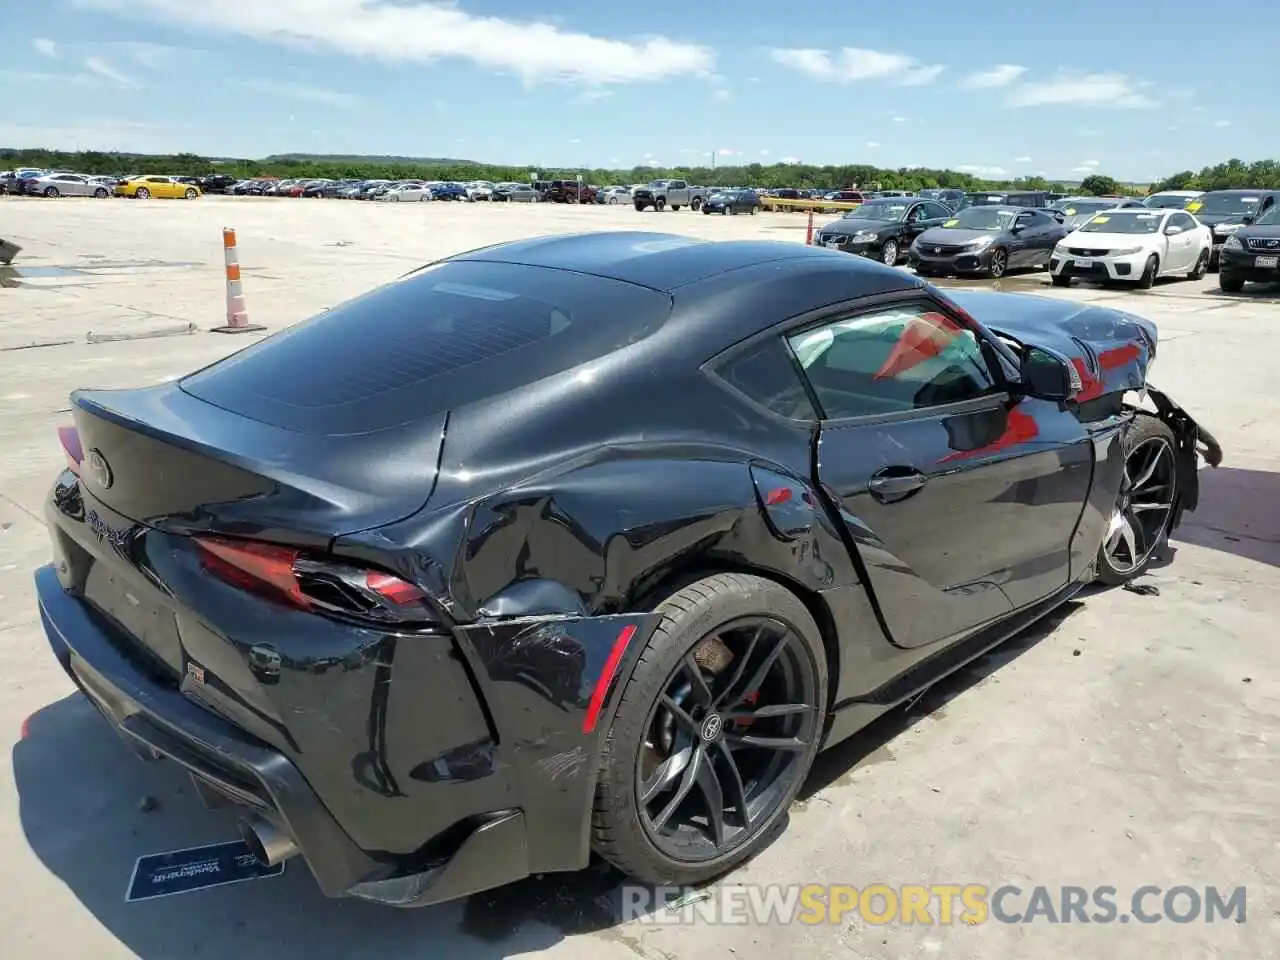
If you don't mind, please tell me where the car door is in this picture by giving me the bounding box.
[1161,212,1192,271]
[1016,210,1061,267]
[786,295,1095,648]
[56,174,86,196]
[904,201,950,247]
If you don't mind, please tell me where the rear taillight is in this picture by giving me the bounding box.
[194,535,436,625]
[58,425,83,475]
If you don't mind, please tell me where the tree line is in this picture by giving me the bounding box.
[5,147,1276,196]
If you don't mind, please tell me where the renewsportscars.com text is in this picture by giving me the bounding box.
[623,884,1247,926]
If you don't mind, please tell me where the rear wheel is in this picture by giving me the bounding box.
[44,186,59,198]
[93,187,108,198]
[1095,415,1178,585]
[692,198,702,211]
[655,198,666,212]
[635,201,645,212]
[184,188,198,200]
[592,573,826,886]
[136,187,150,199]
[1187,249,1209,280]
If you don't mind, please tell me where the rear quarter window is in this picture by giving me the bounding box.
[712,337,817,421]
[181,260,673,434]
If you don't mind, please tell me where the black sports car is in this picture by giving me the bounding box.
[909,205,1068,278]
[813,197,955,265]
[35,233,1220,907]
[702,189,761,215]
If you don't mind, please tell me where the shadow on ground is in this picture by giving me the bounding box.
[12,594,1086,958]
[1175,467,1280,567]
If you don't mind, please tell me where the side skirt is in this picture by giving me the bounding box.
[820,576,1088,749]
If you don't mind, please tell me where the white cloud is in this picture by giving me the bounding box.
[769,47,945,86]
[957,164,1009,177]
[779,156,800,164]
[1014,156,1032,163]
[573,88,613,104]
[718,148,736,155]
[84,56,138,87]
[1214,119,1231,127]
[961,64,1026,89]
[711,87,731,102]
[866,141,881,148]
[892,115,908,122]
[1079,159,1099,168]
[568,137,581,144]
[747,76,760,83]
[33,37,58,58]
[0,69,94,85]
[104,41,188,70]
[72,0,713,85]
[225,78,359,107]
[760,149,771,157]
[1007,72,1157,108]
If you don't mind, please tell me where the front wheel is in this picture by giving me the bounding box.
[691,198,702,211]
[44,186,60,198]
[135,187,150,199]
[655,198,666,212]
[880,240,899,266]
[184,188,198,200]
[94,187,108,198]
[634,202,645,212]
[1095,414,1178,585]
[1136,254,1158,289]
[988,247,1008,278]
[1219,272,1245,293]
[592,573,827,886]
[1051,273,1072,287]
[1187,249,1210,280]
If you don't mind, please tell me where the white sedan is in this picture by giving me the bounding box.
[1050,208,1212,288]
[383,182,429,202]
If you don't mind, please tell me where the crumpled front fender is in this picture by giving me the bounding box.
[1143,385,1223,529]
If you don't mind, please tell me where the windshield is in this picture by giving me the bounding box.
[1053,200,1115,216]
[1145,194,1195,209]
[1256,205,1280,226]
[1077,211,1164,234]
[844,201,909,221]
[949,208,1017,231]
[1191,193,1263,216]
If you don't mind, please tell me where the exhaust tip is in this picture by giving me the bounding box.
[238,815,299,867]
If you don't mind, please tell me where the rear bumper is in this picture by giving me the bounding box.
[36,559,658,905]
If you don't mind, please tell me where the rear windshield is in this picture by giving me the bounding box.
[181,260,672,434]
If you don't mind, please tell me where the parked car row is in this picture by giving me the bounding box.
[813,188,1280,295]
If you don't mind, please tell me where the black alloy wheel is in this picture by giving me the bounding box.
[1188,249,1210,280]
[593,574,826,885]
[1137,254,1158,289]
[1095,414,1178,585]
[988,247,1008,278]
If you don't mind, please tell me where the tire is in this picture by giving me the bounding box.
[1208,249,1220,273]
[880,239,899,266]
[185,188,198,200]
[988,247,1008,278]
[1051,274,1072,287]
[1136,254,1158,289]
[724,207,732,216]
[93,187,108,198]
[1095,414,1178,586]
[655,198,666,212]
[136,187,150,199]
[592,573,827,887]
[1219,272,1245,293]
[635,202,645,212]
[1187,249,1209,280]
[692,198,702,211]
[44,186,59,198]
[672,205,681,212]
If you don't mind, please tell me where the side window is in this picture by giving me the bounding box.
[1172,213,1195,230]
[786,303,1000,419]
[714,337,818,421]
[1015,212,1034,229]
[925,202,951,219]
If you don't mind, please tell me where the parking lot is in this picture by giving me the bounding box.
[1,196,1277,960]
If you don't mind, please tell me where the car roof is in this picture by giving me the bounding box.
[452,231,920,295]
[1200,188,1278,196]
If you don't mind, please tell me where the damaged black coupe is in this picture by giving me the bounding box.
[35,232,1221,906]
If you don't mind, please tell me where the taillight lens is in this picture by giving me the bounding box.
[58,425,83,475]
[194,535,435,625]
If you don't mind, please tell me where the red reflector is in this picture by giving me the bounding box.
[582,623,638,734]
[195,536,307,608]
[365,571,426,605]
[58,425,83,474]
[765,487,793,506]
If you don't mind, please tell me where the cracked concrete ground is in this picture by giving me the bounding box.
[1,196,1277,959]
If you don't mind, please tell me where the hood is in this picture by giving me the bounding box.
[1195,211,1252,226]
[1238,223,1280,242]
[823,217,891,235]
[916,227,1001,245]
[945,290,1156,402]
[1062,229,1152,248]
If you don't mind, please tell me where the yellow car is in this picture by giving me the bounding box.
[114,176,202,200]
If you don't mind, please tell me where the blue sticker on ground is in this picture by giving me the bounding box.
[126,839,285,902]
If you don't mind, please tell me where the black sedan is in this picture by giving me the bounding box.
[1218,202,1280,292]
[35,233,1220,906]
[702,189,761,215]
[909,206,1068,278]
[813,197,955,265]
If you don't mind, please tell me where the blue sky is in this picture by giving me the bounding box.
[2,0,1275,180]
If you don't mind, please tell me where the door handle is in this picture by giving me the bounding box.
[868,469,928,503]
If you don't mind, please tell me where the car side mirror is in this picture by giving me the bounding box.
[1242,215,1255,225]
[1019,345,1079,402]
[1165,225,1182,235]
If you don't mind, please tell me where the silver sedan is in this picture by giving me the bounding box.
[27,173,112,198]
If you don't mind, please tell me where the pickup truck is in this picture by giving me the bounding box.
[633,179,705,212]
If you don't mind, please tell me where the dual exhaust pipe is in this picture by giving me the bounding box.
[238,815,300,867]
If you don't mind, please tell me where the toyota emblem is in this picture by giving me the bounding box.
[88,449,113,489]
[700,713,723,741]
